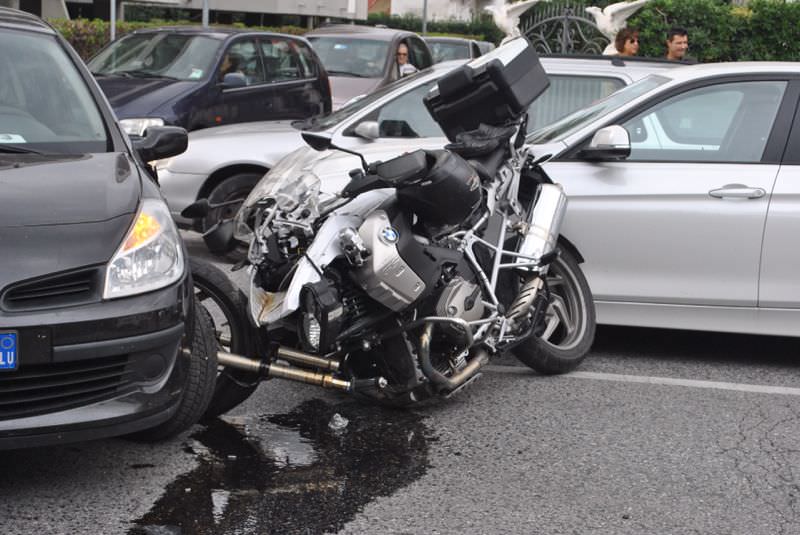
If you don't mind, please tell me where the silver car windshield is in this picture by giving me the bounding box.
[527,74,670,144]
[89,33,222,81]
[299,68,433,132]
[307,36,390,78]
[0,30,107,153]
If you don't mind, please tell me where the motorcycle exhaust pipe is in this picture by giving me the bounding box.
[217,350,351,391]
[418,322,489,392]
[516,183,567,268]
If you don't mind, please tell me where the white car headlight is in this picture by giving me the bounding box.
[120,118,165,137]
[104,198,185,299]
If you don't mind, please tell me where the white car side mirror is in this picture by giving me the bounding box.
[580,125,631,160]
[354,121,380,141]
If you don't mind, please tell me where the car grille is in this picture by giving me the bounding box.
[0,355,132,421]
[1,267,102,311]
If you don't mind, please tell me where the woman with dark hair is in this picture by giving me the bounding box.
[614,28,639,56]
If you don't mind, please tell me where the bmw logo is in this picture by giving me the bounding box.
[380,226,399,244]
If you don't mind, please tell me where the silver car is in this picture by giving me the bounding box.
[254,62,800,338]
[158,55,678,234]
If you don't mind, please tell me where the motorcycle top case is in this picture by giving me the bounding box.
[423,36,549,141]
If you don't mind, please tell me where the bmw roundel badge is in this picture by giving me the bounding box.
[380,226,400,244]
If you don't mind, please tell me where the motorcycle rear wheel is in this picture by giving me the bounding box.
[513,247,595,374]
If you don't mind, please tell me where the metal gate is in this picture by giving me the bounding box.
[520,2,609,55]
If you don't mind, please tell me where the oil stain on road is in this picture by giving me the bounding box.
[129,399,432,535]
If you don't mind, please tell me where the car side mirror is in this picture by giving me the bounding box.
[133,125,188,162]
[354,121,380,141]
[220,72,247,88]
[578,125,631,161]
[302,132,334,151]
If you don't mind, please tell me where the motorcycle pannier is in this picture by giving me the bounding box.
[423,36,549,142]
[396,149,481,228]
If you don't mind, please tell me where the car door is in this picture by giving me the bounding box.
[213,37,269,125]
[758,80,800,308]
[556,78,791,307]
[259,36,328,119]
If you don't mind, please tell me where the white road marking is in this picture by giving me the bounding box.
[484,365,800,396]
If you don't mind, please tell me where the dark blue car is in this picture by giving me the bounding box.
[88,27,332,136]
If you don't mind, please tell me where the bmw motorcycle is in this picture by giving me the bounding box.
[199,37,596,409]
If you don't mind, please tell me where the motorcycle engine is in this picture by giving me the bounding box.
[345,201,483,321]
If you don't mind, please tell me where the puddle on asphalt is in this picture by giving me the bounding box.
[128,399,432,535]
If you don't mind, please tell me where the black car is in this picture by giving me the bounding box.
[0,8,217,449]
[88,27,332,135]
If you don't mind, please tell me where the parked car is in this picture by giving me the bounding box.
[0,8,217,449]
[305,24,433,109]
[157,54,677,245]
[88,26,331,136]
[424,36,482,63]
[261,61,800,339]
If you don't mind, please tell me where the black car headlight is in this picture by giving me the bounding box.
[104,198,184,299]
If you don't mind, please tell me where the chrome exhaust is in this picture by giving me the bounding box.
[217,350,351,391]
[516,183,567,269]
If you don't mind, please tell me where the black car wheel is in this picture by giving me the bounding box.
[129,296,218,441]
[202,172,262,256]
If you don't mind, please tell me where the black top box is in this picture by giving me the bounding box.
[423,36,549,142]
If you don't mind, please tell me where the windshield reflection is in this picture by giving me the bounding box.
[527,75,670,144]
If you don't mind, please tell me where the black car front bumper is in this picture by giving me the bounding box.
[0,273,193,449]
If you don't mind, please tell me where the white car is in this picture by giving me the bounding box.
[255,62,800,338]
[157,55,678,238]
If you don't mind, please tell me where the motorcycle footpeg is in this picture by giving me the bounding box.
[349,377,388,392]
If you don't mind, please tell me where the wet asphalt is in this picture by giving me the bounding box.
[1,233,800,535]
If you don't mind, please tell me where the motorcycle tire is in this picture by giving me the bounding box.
[513,247,596,374]
[128,296,218,441]
[190,257,262,419]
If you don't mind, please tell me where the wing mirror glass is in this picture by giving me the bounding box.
[579,125,631,160]
[354,121,380,141]
[133,125,188,162]
[220,72,247,88]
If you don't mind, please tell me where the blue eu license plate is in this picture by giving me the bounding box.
[0,331,18,371]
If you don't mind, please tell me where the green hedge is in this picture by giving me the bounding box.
[627,0,800,62]
[51,0,800,64]
[48,18,307,60]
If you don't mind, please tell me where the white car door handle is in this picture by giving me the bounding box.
[708,184,766,199]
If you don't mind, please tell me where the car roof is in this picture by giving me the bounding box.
[0,7,55,34]
[306,24,417,41]
[128,25,292,39]
[424,36,475,44]
[659,61,800,81]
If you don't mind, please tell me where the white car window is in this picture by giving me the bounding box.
[622,80,787,162]
[375,83,444,138]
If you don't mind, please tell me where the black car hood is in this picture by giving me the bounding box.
[0,152,140,288]
[95,76,197,118]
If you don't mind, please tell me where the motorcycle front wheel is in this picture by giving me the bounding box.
[190,257,262,419]
[512,247,595,374]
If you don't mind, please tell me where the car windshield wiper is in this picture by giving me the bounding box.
[325,70,369,78]
[112,70,180,80]
[0,145,43,155]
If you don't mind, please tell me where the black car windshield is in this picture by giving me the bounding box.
[527,74,670,144]
[428,40,471,62]
[307,36,390,78]
[299,67,433,132]
[89,33,222,81]
[0,29,107,154]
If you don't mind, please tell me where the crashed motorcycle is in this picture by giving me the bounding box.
[201,37,595,408]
